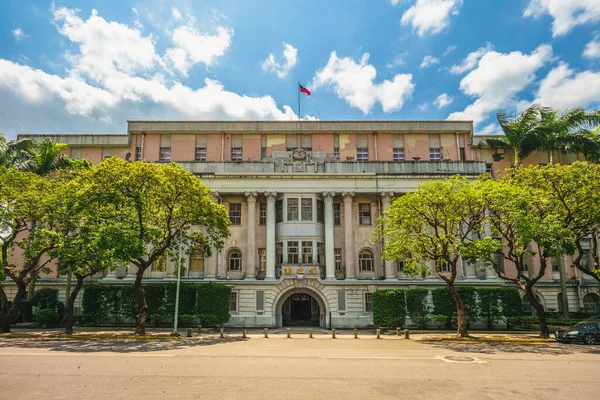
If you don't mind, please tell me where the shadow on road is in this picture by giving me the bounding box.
[419,340,600,356]
[0,336,247,353]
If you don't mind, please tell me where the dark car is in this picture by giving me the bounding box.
[555,320,600,345]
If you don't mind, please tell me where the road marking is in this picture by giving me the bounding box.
[436,356,487,364]
[0,352,174,357]
[321,356,437,360]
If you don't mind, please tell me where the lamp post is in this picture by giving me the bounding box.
[172,230,183,336]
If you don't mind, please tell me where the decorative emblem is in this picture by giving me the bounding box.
[297,267,304,274]
[291,149,308,160]
[284,267,292,275]
[308,267,317,275]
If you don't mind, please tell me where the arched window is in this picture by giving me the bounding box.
[228,249,242,271]
[190,251,204,271]
[583,293,600,314]
[359,249,374,272]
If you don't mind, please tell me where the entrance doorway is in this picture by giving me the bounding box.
[282,293,320,326]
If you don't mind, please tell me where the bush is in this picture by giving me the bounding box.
[405,289,430,329]
[196,284,232,326]
[478,289,502,330]
[372,289,406,328]
[31,288,59,310]
[35,308,57,327]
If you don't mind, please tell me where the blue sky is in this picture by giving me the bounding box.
[1,0,599,138]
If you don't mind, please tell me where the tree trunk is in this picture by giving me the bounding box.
[0,286,10,333]
[526,289,549,338]
[64,271,72,306]
[64,275,84,335]
[26,274,36,301]
[447,284,468,337]
[1,281,27,333]
[558,257,569,318]
[134,267,148,335]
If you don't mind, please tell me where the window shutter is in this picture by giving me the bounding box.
[333,133,340,148]
[392,134,404,148]
[337,291,346,312]
[231,134,242,147]
[261,134,267,147]
[256,291,265,311]
[356,134,368,148]
[136,135,142,146]
[301,134,312,148]
[160,134,171,147]
[458,134,465,147]
[429,134,440,148]
[70,148,82,159]
[196,134,207,147]
[102,148,114,158]
[286,134,297,149]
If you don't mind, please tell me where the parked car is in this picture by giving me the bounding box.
[555,320,600,345]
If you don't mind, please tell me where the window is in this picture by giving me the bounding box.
[486,163,493,176]
[581,250,591,270]
[429,134,441,161]
[231,134,243,161]
[229,292,238,312]
[301,134,312,151]
[153,256,166,272]
[317,242,324,265]
[458,134,466,160]
[286,134,297,152]
[459,147,466,161]
[334,248,342,272]
[71,148,82,159]
[365,293,373,313]
[276,199,283,223]
[583,293,600,313]
[333,133,340,160]
[287,198,299,221]
[392,134,404,161]
[256,291,265,312]
[160,134,171,161]
[259,203,267,225]
[333,203,341,225]
[551,258,560,272]
[258,248,266,272]
[227,250,242,271]
[359,203,371,225]
[356,134,368,161]
[261,134,267,160]
[302,241,313,264]
[189,251,204,271]
[523,264,530,273]
[102,148,114,160]
[301,198,312,221]
[195,134,207,161]
[440,262,451,273]
[287,241,299,264]
[135,147,142,161]
[397,259,405,272]
[317,199,324,223]
[229,203,241,225]
[338,291,346,312]
[522,296,532,314]
[393,148,405,161]
[359,249,374,272]
[276,242,284,265]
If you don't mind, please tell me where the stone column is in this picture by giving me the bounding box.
[342,192,355,279]
[206,192,220,280]
[245,192,257,280]
[323,192,336,279]
[381,192,396,280]
[265,191,277,280]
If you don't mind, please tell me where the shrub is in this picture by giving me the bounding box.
[35,308,57,327]
[498,288,522,329]
[31,288,59,310]
[196,284,232,326]
[372,289,406,328]
[405,289,430,329]
[478,289,502,330]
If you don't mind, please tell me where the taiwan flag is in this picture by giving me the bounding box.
[299,84,311,96]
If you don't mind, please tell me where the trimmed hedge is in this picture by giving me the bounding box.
[372,289,406,328]
[405,289,430,329]
[31,288,59,310]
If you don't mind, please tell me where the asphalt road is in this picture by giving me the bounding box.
[1,335,599,400]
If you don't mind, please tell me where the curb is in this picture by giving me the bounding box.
[415,337,553,343]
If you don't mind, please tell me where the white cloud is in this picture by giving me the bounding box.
[434,93,453,109]
[311,52,414,114]
[0,7,299,136]
[448,44,553,126]
[418,102,428,111]
[11,28,28,41]
[443,45,457,56]
[478,123,502,135]
[524,0,600,37]
[584,36,600,59]
[262,43,298,78]
[449,42,494,75]
[420,55,439,69]
[400,0,463,37]
[533,63,600,110]
[171,7,183,21]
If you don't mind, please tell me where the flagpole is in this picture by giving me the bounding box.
[297,82,300,121]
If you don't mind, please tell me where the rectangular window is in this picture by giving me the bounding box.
[393,148,405,161]
[231,134,243,161]
[458,135,466,161]
[552,259,560,272]
[228,251,242,271]
[301,134,312,151]
[190,251,204,271]
[440,263,451,273]
[286,134,297,152]
[334,248,342,272]
[486,163,493,176]
[337,291,346,312]
[356,134,368,161]
[276,242,284,265]
[333,133,340,160]
[392,134,405,161]
[256,291,265,312]
[160,134,171,161]
[333,203,341,225]
[102,148,114,160]
[195,134,207,161]
[71,148,82,159]
[459,147,466,161]
[229,203,242,225]
[287,198,299,221]
[397,259,405,272]
[359,203,371,225]
[287,241,299,264]
[276,199,283,223]
[261,134,267,160]
[229,292,237,312]
[259,203,267,225]
[317,242,324,265]
[429,134,441,161]
[317,199,324,223]
[301,198,313,221]
[258,248,266,272]
[302,241,313,264]
[365,293,373,313]
[135,146,142,161]
[581,250,590,270]
[359,251,374,271]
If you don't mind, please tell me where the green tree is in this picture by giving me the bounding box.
[79,158,230,334]
[380,176,492,337]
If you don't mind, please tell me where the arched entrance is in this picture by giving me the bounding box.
[282,293,320,327]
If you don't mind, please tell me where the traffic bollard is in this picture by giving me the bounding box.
[220,328,224,338]
[264,328,269,338]
[309,328,313,338]
[354,329,358,339]
[397,328,401,336]
[242,329,247,338]
[404,329,410,339]
[376,329,381,339]
[332,329,336,339]
[287,328,291,338]
[187,328,192,338]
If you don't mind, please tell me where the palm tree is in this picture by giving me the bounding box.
[0,133,35,169]
[485,104,548,166]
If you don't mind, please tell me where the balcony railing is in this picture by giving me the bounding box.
[323,161,487,176]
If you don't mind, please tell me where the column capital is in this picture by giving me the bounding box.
[381,192,395,202]
[265,191,277,203]
[342,192,355,202]
[211,191,221,203]
[322,192,336,202]
[245,192,258,202]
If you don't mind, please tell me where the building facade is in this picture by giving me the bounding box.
[12,120,600,328]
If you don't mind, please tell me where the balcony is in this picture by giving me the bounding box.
[323,161,487,176]
[177,161,276,174]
